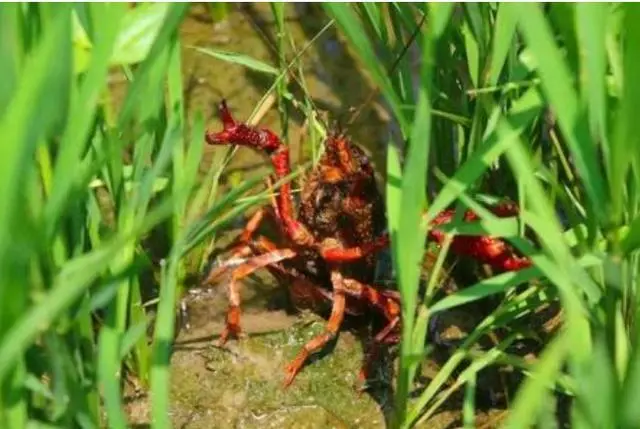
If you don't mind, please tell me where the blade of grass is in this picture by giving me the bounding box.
[487,3,516,87]
[576,3,607,151]
[0,199,174,383]
[395,3,453,425]
[610,4,640,237]
[416,332,521,426]
[111,3,170,66]
[502,330,569,429]
[0,4,72,267]
[429,267,540,313]
[150,256,174,429]
[117,3,189,127]
[191,47,279,75]
[45,3,125,240]
[0,7,73,424]
[513,3,607,225]
[323,2,408,133]
[405,286,540,427]
[270,2,289,140]
[462,371,476,429]
[97,329,128,429]
[425,87,542,222]
[0,4,22,118]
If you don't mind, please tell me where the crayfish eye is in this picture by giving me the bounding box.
[315,187,333,208]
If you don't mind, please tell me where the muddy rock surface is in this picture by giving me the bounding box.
[124,278,508,429]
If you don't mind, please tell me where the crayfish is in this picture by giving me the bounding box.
[202,100,532,388]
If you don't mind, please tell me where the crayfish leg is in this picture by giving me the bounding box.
[319,235,390,263]
[211,248,298,346]
[238,207,268,243]
[217,300,242,346]
[357,316,400,391]
[283,270,347,387]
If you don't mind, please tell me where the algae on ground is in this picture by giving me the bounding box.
[168,310,389,429]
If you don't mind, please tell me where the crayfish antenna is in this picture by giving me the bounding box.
[329,115,347,140]
[218,99,236,129]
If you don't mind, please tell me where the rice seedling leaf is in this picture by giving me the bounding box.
[574,331,618,427]
[425,88,542,221]
[418,333,520,427]
[45,3,125,239]
[0,198,174,383]
[134,125,180,223]
[488,4,516,86]
[605,5,624,97]
[0,8,71,260]
[396,4,454,425]
[150,253,179,429]
[0,5,22,117]
[436,217,520,237]
[610,4,640,227]
[621,327,640,426]
[514,3,608,223]
[621,216,640,255]
[397,59,431,327]
[406,287,540,427]
[576,3,607,145]
[396,22,433,398]
[119,316,150,360]
[192,46,279,75]
[183,114,205,197]
[387,6,417,107]
[360,3,386,41]
[502,331,569,429]
[385,140,402,274]
[461,21,480,88]
[25,422,67,429]
[462,372,476,429]
[72,11,92,74]
[87,259,149,312]
[111,3,170,66]
[546,3,580,77]
[497,117,597,369]
[98,329,128,429]
[323,2,408,132]
[117,3,189,127]
[181,174,265,256]
[429,267,540,313]
[463,3,488,56]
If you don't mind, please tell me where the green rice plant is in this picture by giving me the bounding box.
[0,3,272,428]
[0,3,186,427]
[270,2,290,140]
[324,2,640,428]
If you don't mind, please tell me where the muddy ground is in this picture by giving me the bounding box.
[124,294,510,429]
[116,4,559,429]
